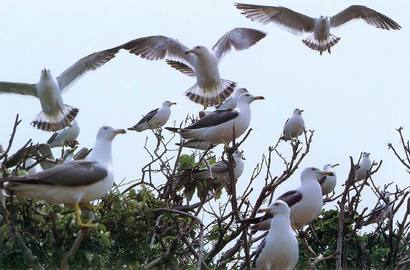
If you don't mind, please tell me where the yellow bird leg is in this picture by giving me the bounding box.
[74,202,98,228]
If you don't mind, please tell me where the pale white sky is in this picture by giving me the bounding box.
[0,0,409,210]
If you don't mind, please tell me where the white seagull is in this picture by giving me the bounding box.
[0,126,126,227]
[122,28,266,107]
[281,108,305,141]
[216,88,249,110]
[355,152,372,181]
[166,93,264,144]
[241,167,333,232]
[235,4,401,55]
[364,192,393,226]
[320,163,339,195]
[47,120,80,148]
[128,101,176,132]
[253,200,299,270]
[0,46,122,131]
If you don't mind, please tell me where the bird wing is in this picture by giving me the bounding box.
[47,132,59,144]
[235,3,315,34]
[185,109,239,130]
[252,237,266,268]
[165,60,196,77]
[122,35,196,71]
[0,82,37,97]
[277,190,303,207]
[135,108,159,126]
[57,46,121,91]
[3,160,107,187]
[330,5,401,30]
[212,27,266,60]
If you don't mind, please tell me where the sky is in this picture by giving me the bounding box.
[0,0,409,212]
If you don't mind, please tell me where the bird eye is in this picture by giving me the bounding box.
[196,46,200,49]
[274,203,279,206]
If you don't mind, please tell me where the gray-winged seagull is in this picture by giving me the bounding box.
[252,200,299,270]
[240,167,333,232]
[0,46,122,131]
[281,108,305,141]
[235,4,401,54]
[47,120,80,148]
[0,126,126,227]
[319,163,339,195]
[216,88,249,110]
[166,93,264,144]
[122,28,266,107]
[364,192,393,226]
[355,152,372,181]
[128,101,176,132]
[176,139,215,151]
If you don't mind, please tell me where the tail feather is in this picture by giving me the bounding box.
[185,79,236,107]
[302,34,340,55]
[31,105,79,132]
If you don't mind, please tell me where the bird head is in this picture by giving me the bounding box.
[293,108,304,115]
[233,150,245,160]
[40,68,52,80]
[301,167,334,183]
[185,45,208,56]
[163,101,177,107]
[238,93,265,104]
[97,126,126,141]
[259,200,290,216]
[362,152,371,158]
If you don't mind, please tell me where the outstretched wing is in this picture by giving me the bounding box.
[57,46,121,91]
[235,3,315,34]
[0,82,37,97]
[330,5,401,30]
[165,60,196,77]
[212,27,266,60]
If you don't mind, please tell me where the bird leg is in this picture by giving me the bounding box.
[74,202,98,228]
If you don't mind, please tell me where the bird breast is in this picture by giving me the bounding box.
[313,17,331,40]
[194,53,220,88]
[37,78,64,113]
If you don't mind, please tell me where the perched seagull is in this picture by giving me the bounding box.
[166,93,264,144]
[122,28,266,107]
[253,200,299,270]
[176,139,215,151]
[281,108,305,141]
[355,152,372,181]
[364,192,393,226]
[47,120,80,148]
[0,126,126,227]
[189,150,245,184]
[240,167,333,232]
[0,46,122,131]
[216,88,249,110]
[320,163,339,195]
[235,4,401,55]
[128,101,176,132]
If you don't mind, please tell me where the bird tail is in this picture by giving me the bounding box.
[185,79,236,107]
[31,105,79,132]
[302,34,340,55]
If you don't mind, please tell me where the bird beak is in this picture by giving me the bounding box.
[185,49,194,55]
[258,208,271,213]
[321,171,334,177]
[170,102,177,106]
[253,96,265,101]
[114,129,127,135]
[331,163,340,168]
[300,110,304,113]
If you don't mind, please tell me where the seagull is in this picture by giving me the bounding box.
[281,108,305,141]
[176,138,215,151]
[165,93,264,144]
[128,101,176,132]
[319,163,339,195]
[0,46,122,131]
[235,4,401,55]
[240,167,333,232]
[253,200,299,270]
[47,120,80,148]
[355,152,372,181]
[122,28,266,107]
[364,192,393,226]
[0,126,126,227]
[216,88,249,110]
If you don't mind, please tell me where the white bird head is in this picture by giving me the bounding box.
[185,45,209,56]
[233,150,245,160]
[238,93,265,104]
[234,88,249,97]
[293,108,304,115]
[96,126,126,142]
[163,101,177,107]
[362,152,371,158]
[40,68,52,80]
[260,200,290,216]
[301,167,334,183]
[324,163,340,170]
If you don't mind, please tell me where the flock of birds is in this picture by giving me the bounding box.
[0,3,402,269]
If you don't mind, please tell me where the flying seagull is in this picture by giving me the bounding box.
[281,108,305,141]
[47,120,80,148]
[122,28,266,107]
[355,152,372,181]
[240,167,332,232]
[176,138,215,151]
[0,46,122,131]
[235,4,401,54]
[0,126,126,227]
[128,101,176,132]
[166,93,264,144]
[253,200,299,270]
[364,192,393,226]
[320,163,339,195]
[216,88,249,110]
